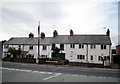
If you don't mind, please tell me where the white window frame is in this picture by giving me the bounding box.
[90,44,96,49]
[70,44,75,48]
[79,44,84,49]
[101,45,106,49]
[43,45,47,50]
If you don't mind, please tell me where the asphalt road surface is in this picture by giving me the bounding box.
[1,61,120,82]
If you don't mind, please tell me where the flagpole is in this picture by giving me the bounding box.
[38,21,40,60]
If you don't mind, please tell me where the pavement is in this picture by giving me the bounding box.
[1,61,120,82]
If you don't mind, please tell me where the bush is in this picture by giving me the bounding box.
[48,57,63,62]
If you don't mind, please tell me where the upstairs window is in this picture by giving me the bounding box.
[18,45,21,49]
[91,44,96,49]
[101,45,106,49]
[43,45,47,50]
[52,44,55,50]
[79,44,84,49]
[29,45,33,50]
[60,44,64,50]
[70,44,75,48]
[4,45,9,49]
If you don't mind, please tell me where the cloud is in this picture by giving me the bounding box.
[1,0,120,3]
[1,1,119,48]
[2,7,35,24]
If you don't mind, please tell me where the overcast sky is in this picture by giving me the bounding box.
[0,0,119,48]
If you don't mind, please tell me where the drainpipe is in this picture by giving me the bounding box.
[109,44,111,68]
[86,44,88,66]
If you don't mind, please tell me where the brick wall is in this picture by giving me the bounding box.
[116,45,120,55]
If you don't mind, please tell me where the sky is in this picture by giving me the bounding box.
[0,0,119,49]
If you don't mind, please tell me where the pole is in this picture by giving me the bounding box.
[38,21,40,60]
[103,58,104,68]
[102,54,104,68]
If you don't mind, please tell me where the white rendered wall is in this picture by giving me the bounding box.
[88,45,111,65]
[65,44,87,63]
[65,44,111,65]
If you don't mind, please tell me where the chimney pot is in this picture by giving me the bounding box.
[41,32,45,39]
[29,32,34,38]
[70,29,74,36]
[53,30,58,37]
[106,29,110,37]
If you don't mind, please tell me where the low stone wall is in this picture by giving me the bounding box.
[2,58,36,63]
[69,62,103,68]
[111,63,120,69]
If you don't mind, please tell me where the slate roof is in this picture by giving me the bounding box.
[4,34,112,45]
[67,35,111,44]
[50,35,69,44]
[0,41,2,57]
[4,37,53,45]
[5,37,27,45]
[50,35,111,45]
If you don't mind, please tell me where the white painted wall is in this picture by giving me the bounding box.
[3,43,112,65]
[51,44,66,54]
[23,45,39,59]
[65,44,111,65]
[36,45,51,58]
[65,44,87,63]
[88,45,111,65]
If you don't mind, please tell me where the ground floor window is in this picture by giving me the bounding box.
[98,56,110,61]
[77,55,85,60]
[91,55,93,60]
[26,54,34,58]
[41,55,47,58]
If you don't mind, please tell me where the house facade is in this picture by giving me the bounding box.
[3,29,112,66]
[116,44,120,55]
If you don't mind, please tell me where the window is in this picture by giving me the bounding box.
[80,55,82,59]
[27,54,34,58]
[104,56,107,61]
[98,56,109,61]
[101,45,106,49]
[83,55,85,59]
[4,45,9,48]
[70,44,75,48]
[77,55,85,60]
[43,45,47,50]
[79,44,84,49]
[60,44,64,50]
[91,55,93,60]
[19,45,21,49]
[91,44,96,49]
[98,56,102,61]
[52,44,55,50]
[29,45,33,50]
[77,55,79,59]
[41,55,47,58]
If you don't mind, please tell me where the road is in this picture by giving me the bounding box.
[1,61,120,82]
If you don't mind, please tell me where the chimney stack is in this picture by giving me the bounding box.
[41,32,45,39]
[106,29,110,37]
[53,30,58,37]
[29,32,34,38]
[70,29,74,36]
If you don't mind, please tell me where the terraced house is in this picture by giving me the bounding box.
[3,29,112,67]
